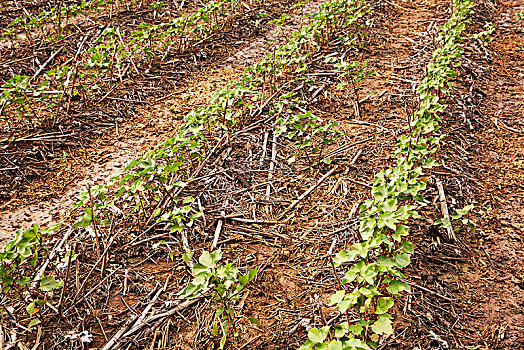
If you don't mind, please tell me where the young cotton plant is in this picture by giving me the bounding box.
[3,0,94,45]
[275,108,343,164]
[274,57,372,165]
[182,250,257,350]
[434,204,475,234]
[470,23,495,47]
[0,0,371,330]
[300,0,475,348]
[0,224,64,327]
[0,76,32,120]
[0,67,79,125]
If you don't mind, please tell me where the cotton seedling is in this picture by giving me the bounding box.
[182,250,257,349]
[0,224,64,328]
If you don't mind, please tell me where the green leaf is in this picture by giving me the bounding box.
[371,314,393,335]
[338,293,359,313]
[181,282,201,298]
[210,250,223,264]
[219,319,229,349]
[298,340,315,350]
[199,251,214,268]
[39,275,63,292]
[333,250,358,266]
[28,318,41,327]
[328,290,345,306]
[307,326,330,343]
[361,264,377,284]
[450,211,461,220]
[248,317,259,324]
[375,297,394,314]
[190,211,203,221]
[348,323,364,336]
[182,196,195,204]
[343,338,371,350]
[333,322,349,338]
[26,300,37,316]
[386,279,410,294]
[182,252,192,263]
[192,263,208,276]
[393,224,409,241]
[326,340,343,350]
[468,219,476,232]
[393,253,411,268]
[342,269,358,284]
[434,217,450,228]
[239,267,257,286]
[17,276,31,286]
[377,255,395,267]
[400,241,414,254]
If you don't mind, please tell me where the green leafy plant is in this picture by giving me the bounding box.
[300,0,476,348]
[0,75,31,119]
[435,204,476,233]
[182,250,257,349]
[276,108,344,164]
[470,23,495,47]
[0,224,64,327]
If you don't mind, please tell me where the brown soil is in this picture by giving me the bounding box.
[455,0,524,347]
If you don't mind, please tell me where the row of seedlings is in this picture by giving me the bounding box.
[300,0,476,349]
[0,0,271,127]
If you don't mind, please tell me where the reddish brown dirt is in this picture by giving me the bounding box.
[455,1,524,347]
